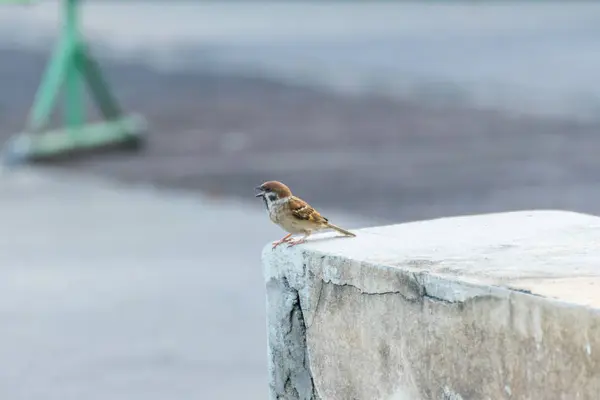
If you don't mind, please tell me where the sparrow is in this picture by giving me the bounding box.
[255,180,356,248]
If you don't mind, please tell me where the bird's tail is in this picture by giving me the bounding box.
[325,222,356,237]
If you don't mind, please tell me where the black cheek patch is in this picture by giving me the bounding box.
[268,194,278,202]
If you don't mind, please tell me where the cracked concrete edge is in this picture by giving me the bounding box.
[265,274,321,400]
[261,240,506,400]
[260,231,544,400]
[262,241,511,309]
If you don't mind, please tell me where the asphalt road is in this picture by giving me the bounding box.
[2,47,600,225]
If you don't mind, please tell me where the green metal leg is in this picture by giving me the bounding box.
[63,0,84,132]
[28,36,74,132]
[78,44,122,120]
[65,41,85,131]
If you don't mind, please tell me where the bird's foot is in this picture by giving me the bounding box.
[272,240,287,249]
[272,234,292,249]
[286,238,306,247]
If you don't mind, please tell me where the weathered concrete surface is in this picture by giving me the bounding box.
[263,210,600,400]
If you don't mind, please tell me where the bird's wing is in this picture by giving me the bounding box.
[288,196,328,224]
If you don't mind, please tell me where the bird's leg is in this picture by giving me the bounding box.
[287,232,311,247]
[272,233,293,249]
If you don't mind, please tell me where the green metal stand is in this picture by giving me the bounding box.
[3,0,146,164]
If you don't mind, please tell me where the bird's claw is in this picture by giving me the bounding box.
[272,237,291,249]
[272,241,285,249]
[272,234,306,249]
[286,239,306,248]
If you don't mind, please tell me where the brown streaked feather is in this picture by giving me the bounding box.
[288,196,328,225]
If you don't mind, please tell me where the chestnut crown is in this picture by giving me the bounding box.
[255,181,293,199]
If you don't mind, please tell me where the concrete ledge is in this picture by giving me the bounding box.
[262,210,600,400]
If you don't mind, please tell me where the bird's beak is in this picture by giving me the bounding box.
[255,186,265,197]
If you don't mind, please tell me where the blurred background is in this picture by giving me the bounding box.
[1,1,600,399]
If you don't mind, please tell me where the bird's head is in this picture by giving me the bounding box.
[255,181,293,202]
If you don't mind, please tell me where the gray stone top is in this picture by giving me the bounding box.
[263,210,600,309]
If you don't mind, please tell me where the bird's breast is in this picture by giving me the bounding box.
[268,201,307,233]
[268,202,285,224]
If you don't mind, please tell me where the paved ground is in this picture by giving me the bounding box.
[3,2,600,224]
[0,167,370,400]
[4,1,600,119]
[3,47,600,224]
